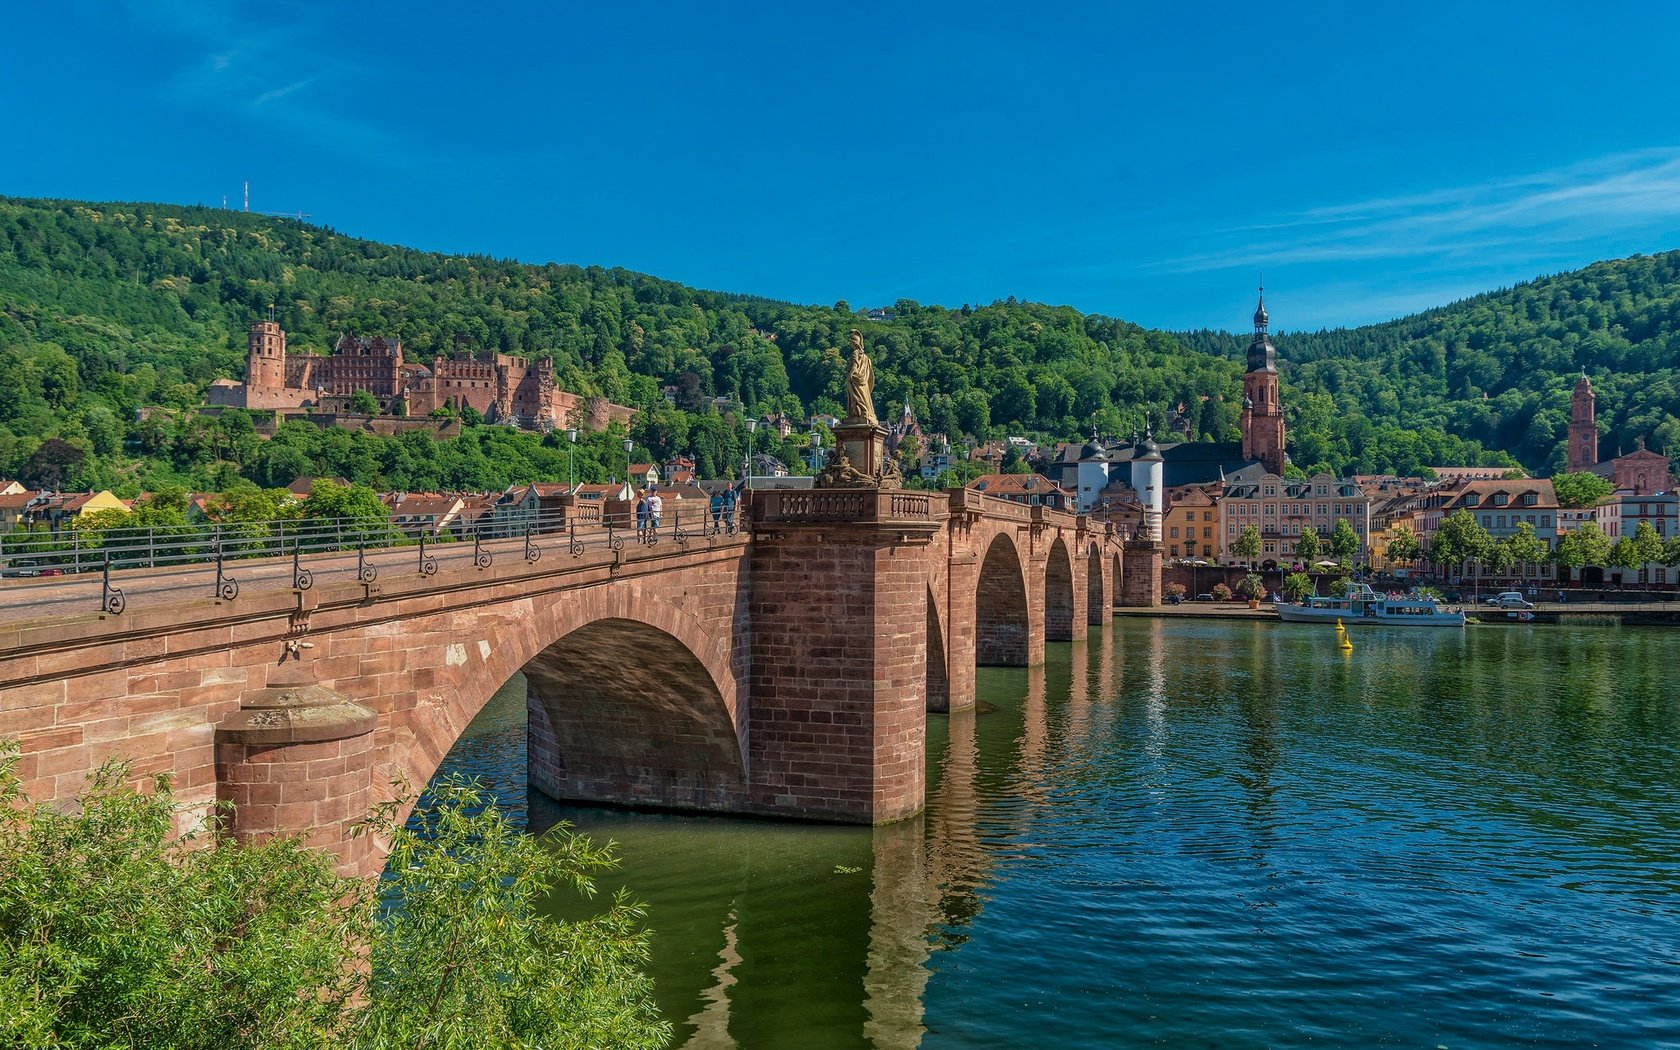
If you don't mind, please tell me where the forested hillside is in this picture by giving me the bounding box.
[1180,252,1680,473]
[0,194,1674,495]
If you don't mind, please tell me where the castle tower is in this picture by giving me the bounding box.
[1568,372,1598,473]
[1239,288,1286,474]
[246,319,288,393]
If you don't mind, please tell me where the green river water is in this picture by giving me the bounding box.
[422,618,1680,1048]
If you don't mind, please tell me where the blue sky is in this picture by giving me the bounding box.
[5,1,1680,331]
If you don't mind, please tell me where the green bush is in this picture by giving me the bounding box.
[0,745,669,1050]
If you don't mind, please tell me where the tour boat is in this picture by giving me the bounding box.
[1274,584,1466,627]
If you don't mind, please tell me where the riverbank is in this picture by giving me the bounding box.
[1116,601,1680,626]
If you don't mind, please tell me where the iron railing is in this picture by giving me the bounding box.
[0,499,748,618]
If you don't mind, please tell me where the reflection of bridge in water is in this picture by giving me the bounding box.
[3,490,1161,877]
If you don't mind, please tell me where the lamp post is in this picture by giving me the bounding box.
[566,427,577,491]
[622,438,635,489]
[743,417,759,491]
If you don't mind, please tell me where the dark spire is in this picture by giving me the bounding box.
[1245,283,1277,374]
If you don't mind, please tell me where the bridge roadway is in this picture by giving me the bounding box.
[0,519,715,626]
[0,488,1161,877]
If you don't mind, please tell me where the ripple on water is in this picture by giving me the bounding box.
[419,624,1680,1049]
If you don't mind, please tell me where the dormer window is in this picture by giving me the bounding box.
[1463,494,1479,507]
[1522,492,1537,506]
[1493,493,1508,507]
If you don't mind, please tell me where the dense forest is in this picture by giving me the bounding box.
[1180,252,1680,473]
[1,195,1675,496]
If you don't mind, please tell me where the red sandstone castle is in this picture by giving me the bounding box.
[208,320,633,431]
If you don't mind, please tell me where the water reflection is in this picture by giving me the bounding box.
[424,621,1680,1049]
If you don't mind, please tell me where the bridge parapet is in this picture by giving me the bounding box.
[751,489,948,526]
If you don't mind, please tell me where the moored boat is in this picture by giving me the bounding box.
[1275,584,1466,627]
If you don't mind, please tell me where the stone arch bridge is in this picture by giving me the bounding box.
[0,490,1160,875]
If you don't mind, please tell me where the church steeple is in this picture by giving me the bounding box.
[1246,283,1277,374]
[1239,282,1285,474]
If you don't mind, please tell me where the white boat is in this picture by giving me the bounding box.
[1274,584,1466,627]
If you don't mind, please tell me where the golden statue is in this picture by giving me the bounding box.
[845,329,878,427]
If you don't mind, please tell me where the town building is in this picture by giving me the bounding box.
[1162,485,1219,560]
[967,474,1075,511]
[1434,478,1560,582]
[1218,465,1372,565]
[1597,491,1679,586]
[919,434,957,481]
[1046,290,1288,524]
[208,320,633,432]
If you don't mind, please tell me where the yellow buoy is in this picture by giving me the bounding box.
[1339,637,1354,652]
[1335,617,1346,633]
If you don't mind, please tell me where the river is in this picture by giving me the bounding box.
[422,619,1680,1048]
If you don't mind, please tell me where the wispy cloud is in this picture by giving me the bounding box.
[117,1,402,155]
[1152,148,1680,274]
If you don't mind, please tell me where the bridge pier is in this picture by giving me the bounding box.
[214,674,378,876]
[1122,539,1163,606]
[747,491,945,824]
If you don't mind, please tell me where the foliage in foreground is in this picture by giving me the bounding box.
[0,746,669,1050]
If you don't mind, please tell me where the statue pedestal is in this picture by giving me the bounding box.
[834,422,887,478]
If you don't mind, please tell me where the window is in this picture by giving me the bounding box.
[1493,493,1508,506]
[1203,527,1212,539]
[1482,514,1492,527]
[1264,486,1275,496]
[1265,504,1275,516]
[1542,514,1552,528]
[1204,511,1214,522]
[1496,515,1506,529]
[1526,514,1536,524]
[1523,492,1537,506]
[1659,568,1669,585]
[1170,526,1179,538]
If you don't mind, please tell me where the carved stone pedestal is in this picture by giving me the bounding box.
[819,422,901,489]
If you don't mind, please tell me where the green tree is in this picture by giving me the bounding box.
[1505,521,1549,569]
[1235,572,1266,601]
[349,390,380,415]
[1329,518,1360,565]
[0,749,671,1050]
[1551,472,1614,509]
[1609,535,1642,572]
[0,748,365,1048]
[1233,524,1262,562]
[1282,571,1314,601]
[1385,523,1422,566]
[1633,520,1665,566]
[1294,527,1320,563]
[1429,509,1492,572]
[356,778,669,1050]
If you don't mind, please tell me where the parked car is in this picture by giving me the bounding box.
[1165,592,1185,604]
[1486,591,1535,610]
[1195,592,1215,602]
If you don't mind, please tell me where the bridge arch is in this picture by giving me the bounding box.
[399,584,746,813]
[1045,535,1075,641]
[927,583,951,712]
[975,532,1031,666]
[1087,543,1107,624]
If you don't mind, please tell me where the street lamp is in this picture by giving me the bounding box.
[743,417,759,491]
[622,438,635,490]
[566,427,577,491]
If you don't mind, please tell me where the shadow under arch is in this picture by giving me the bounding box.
[395,584,747,816]
[976,532,1031,665]
[1087,543,1107,624]
[1112,552,1124,608]
[1045,535,1075,641]
[526,617,748,811]
[927,583,951,712]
